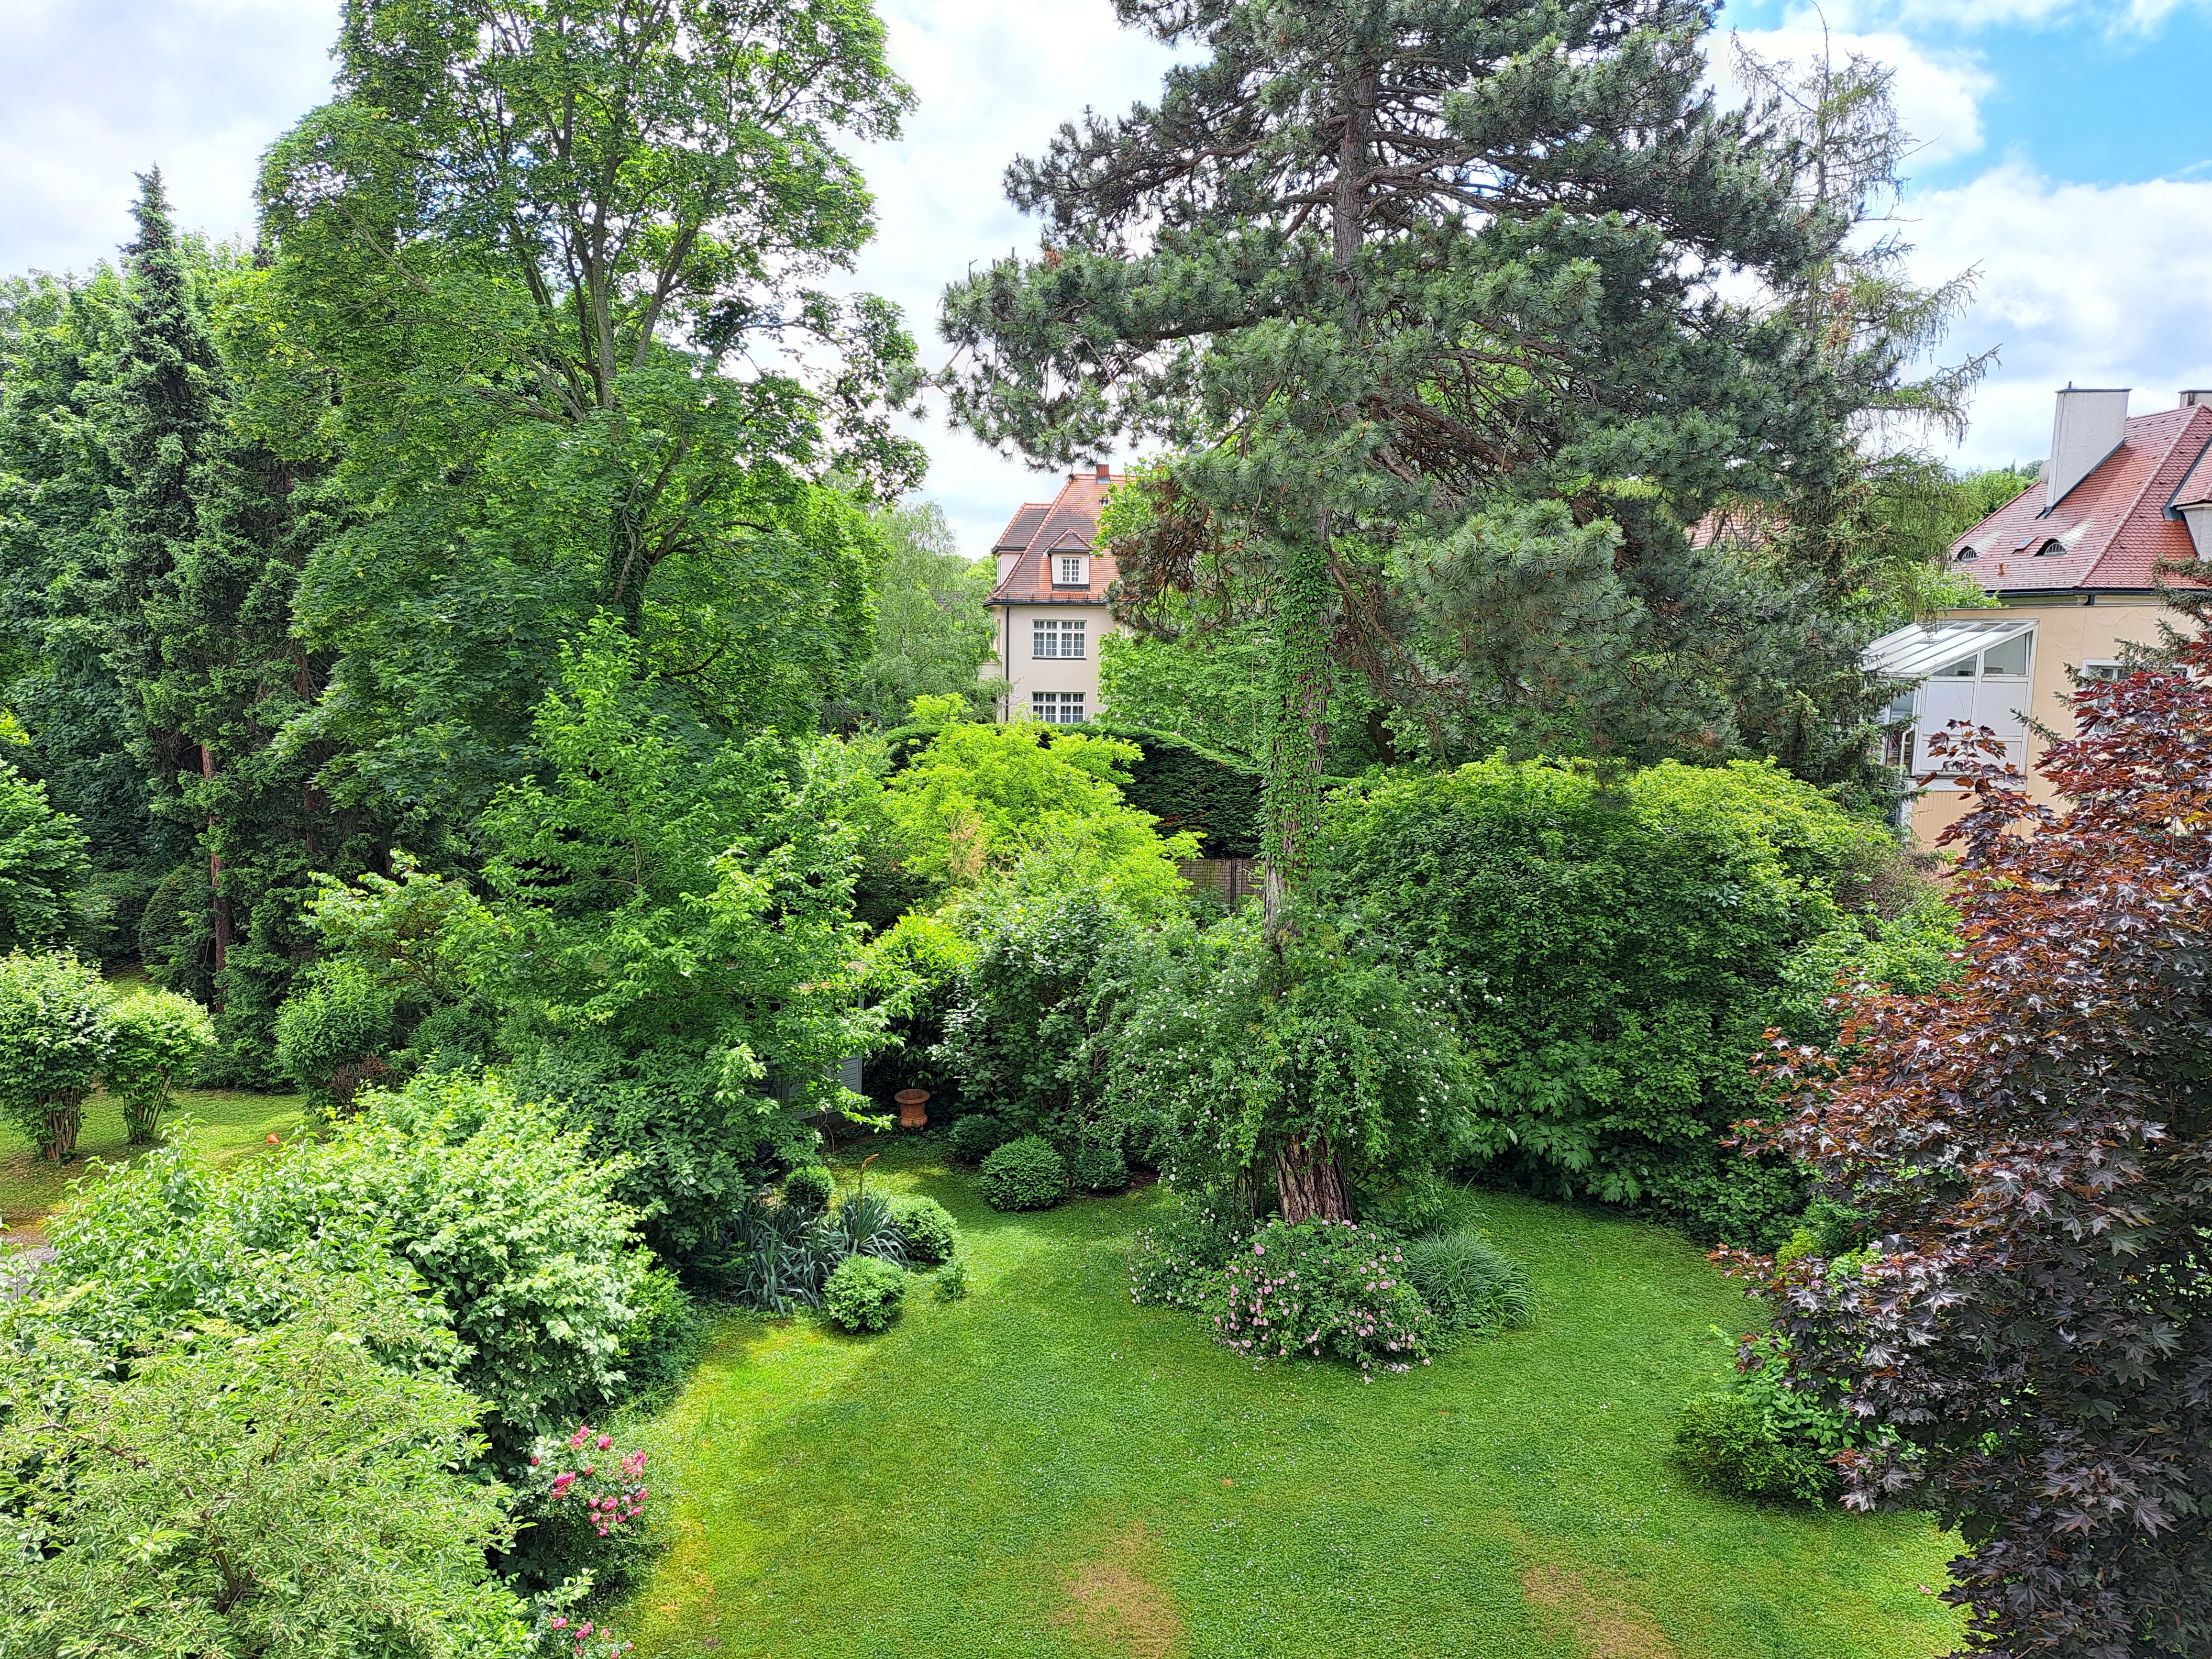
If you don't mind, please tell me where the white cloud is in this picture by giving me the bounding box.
[1902,161,2212,466]
[1725,25,1992,164]
[0,0,340,274]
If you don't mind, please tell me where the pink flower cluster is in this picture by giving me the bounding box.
[533,1422,650,1538]
[1209,1219,1431,1373]
[547,1615,634,1659]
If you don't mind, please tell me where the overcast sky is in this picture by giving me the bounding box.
[4,0,2210,555]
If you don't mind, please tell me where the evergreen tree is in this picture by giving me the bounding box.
[940,0,1913,1216]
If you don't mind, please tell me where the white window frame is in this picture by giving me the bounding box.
[1032,691,1086,725]
[1032,618,1086,659]
[1052,554,1089,587]
[2079,660,2125,683]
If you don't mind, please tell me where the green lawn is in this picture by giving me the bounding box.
[0,1086,306,1231]
[621,1141,1963,1659]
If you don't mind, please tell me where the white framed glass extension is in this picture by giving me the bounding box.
[1032,618,1086,659]
[1863,618,2036,775]
[1031,691,1086,724]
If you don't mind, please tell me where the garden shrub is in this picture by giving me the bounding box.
[948,1111,1018,1163]
[823,1254,905,1332]
[0,949,113,1160]
[1129,1199,1251,1309]
[271,958,398,1113]
[888,1193,958,1263]
[39,1073,649,1451]
[784,1163,836,1213]
[1321,757,1899,1246]
[1673,1332,1856,1506]
[1674,1394,1839,1506]
[932,1258,968,1300]
[1065,1139,1129,1192]
[977,1135,1067,1211]
[1208,1218,1433,1373]
[1401,1229,1534,1339]
[0,1283,530,1659]
[501,1420,655,1598]
[0,757,91,953]
[105,986,215,1144]
[612,1265,703,1405]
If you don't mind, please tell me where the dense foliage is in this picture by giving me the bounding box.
[822,1254,906,1333]
[104,986,215,1143]
[976,1135,1069,1212]
[1208,1219,1433,1373]
[0,950,113,1160]
[1746,641,2212,1656]
[1322,757,1912,1245]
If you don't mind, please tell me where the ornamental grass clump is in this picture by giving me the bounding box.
[1209,1218,1434,1374]
[1401,1229,1534,1340]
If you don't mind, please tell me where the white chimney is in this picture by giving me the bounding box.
[2046,386,2130,509]
[2182,389,2212,408]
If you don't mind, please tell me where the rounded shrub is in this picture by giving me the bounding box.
[105,988,215,1145]
[783,1163,835,1214]
[271,963,397,1113]
[1065,1140,1128,1194]
[948,1112,1019,1164]
[1210,1217,1433,1372]
[888,1193,958,1264]
[976,1135,1067,1212]
[0,951,115,1161]
[822,1254,906,1333]
[1673,1393,1839,1506]
[1401,1229,1534,1339]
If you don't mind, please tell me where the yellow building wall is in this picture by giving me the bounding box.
[1906,599,2174,845]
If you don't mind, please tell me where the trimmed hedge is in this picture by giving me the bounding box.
[823,1255,906,1333]
[889,1194,959,1264]
[976,1136,1067,1212]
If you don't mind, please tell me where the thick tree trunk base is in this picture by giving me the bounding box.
[1274,1140,1351,1223]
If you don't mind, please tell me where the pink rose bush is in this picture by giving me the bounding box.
[1207,1218,1435,1373]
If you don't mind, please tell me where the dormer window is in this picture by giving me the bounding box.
[1053,554,1088,587]
[2035,538,2066,557]
[1955,544,1978,561]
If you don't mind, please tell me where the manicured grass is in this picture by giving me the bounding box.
[622,1140,1963,1659]
[0,1087,306,1230]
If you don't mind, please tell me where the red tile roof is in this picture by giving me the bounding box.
[985,469,1125,606]
[1947,404,2212,592]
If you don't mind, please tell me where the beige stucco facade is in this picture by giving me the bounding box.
[992,599,1121,724]
[1898,597,2174,845]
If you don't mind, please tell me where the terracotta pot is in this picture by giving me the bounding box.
[894,1087,930,1129]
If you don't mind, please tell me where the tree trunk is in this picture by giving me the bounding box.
[1274,1138,1352,1223]
[1261,526,1333,937]
[40,1100,82,1162]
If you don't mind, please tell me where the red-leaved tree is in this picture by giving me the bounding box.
[1741,641,2212,1658]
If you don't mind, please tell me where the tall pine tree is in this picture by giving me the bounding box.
[941,0,1901,1217]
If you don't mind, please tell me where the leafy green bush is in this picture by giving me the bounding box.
[888,1193,958,1264]
[501,1421,656,1598]
[0,949,113,1160]
[105,986,215,1143]
[1065,1139,1128,1193]
[613,1264,703,1405]
[931,1258,968,1300]
[977,1135,1067,1211]
[1322,757,1900,1246]
[1401,1230,1534,1339]
[0,758,91,953]
[0,1283,529,1659]
[1129,1199,1251,1309]
[948,1112,1018,1163]
[271,959,398,1112]
[1674,1394,1839,1506]
[1673,1331,1859,1506]
[783,1163,836,1213]
[40,1073,649,1451]
[822,1254,905,1333]
[1208,1218,1433,1372]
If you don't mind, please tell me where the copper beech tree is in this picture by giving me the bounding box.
[1743,641,2212,1657]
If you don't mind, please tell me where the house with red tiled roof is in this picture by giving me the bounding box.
[1865,385,2212,844]
[984,464,1126,723]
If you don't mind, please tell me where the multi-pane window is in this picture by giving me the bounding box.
[1053,554,1088,586]
[1032,691,1085,724]
[1032,618,1086,659]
